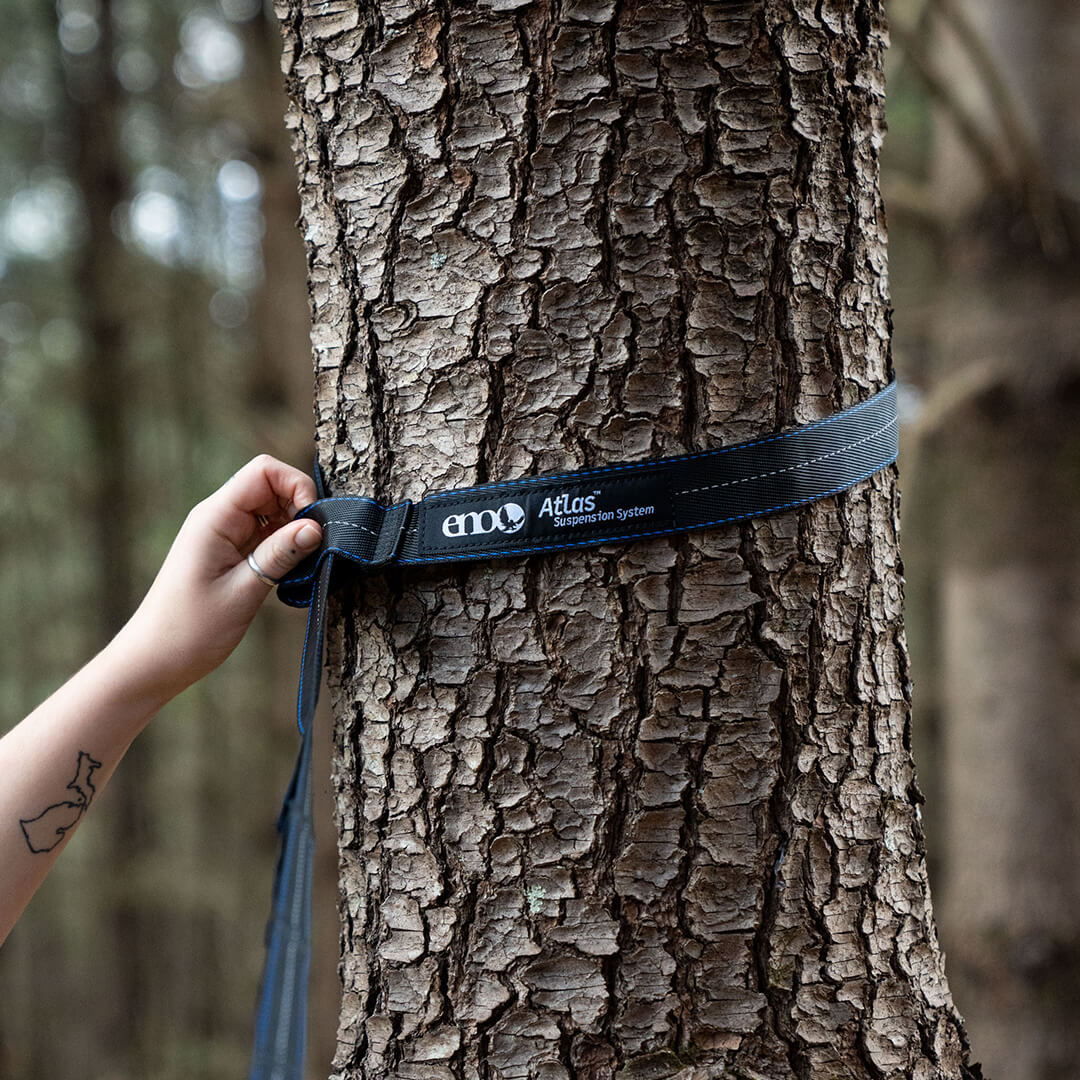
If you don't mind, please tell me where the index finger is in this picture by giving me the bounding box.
[205,455,319,544]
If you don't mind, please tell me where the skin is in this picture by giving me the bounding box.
[0,455,324,947]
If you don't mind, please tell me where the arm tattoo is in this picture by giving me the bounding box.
[19,751,103,854]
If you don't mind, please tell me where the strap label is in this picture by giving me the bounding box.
[418,468,673,557]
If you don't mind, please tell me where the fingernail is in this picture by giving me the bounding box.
[297,524,321,549]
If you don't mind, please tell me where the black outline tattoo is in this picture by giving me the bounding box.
[19,751,103,854]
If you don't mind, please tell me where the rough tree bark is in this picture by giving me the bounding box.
[275,2,976,1077]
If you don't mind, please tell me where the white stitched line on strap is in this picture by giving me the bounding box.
[323,519,378,537]
[675,416,898,497]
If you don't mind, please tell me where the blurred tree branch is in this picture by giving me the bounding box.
[889,0,1075,258]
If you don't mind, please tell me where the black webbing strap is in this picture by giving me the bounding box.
[247,380,898,1079]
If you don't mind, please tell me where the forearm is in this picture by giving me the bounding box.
[0,456,322,948]
[0,624,173,947]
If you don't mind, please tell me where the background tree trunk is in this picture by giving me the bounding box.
[275,1,975,1076]
[912,1,1080,1076]
[64,3,151,1071]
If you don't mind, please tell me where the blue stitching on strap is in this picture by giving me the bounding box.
[425,381,892,500]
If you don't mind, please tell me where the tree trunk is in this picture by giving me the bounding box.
[275,2,975,1076]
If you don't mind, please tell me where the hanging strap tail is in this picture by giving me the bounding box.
[247,554,331,1080]
[247,723,313,1080]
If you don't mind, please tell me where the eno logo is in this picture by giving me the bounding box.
[441,502,526,538]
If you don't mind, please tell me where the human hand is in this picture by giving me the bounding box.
[115,455,323,702]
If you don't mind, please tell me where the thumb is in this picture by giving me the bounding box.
[247,519,323,587]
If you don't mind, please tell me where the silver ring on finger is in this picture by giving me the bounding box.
[247,550,280,587]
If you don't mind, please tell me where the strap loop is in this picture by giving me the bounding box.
[278,380,897,602]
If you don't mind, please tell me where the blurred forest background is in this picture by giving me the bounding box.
[0,1,1077,1079]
